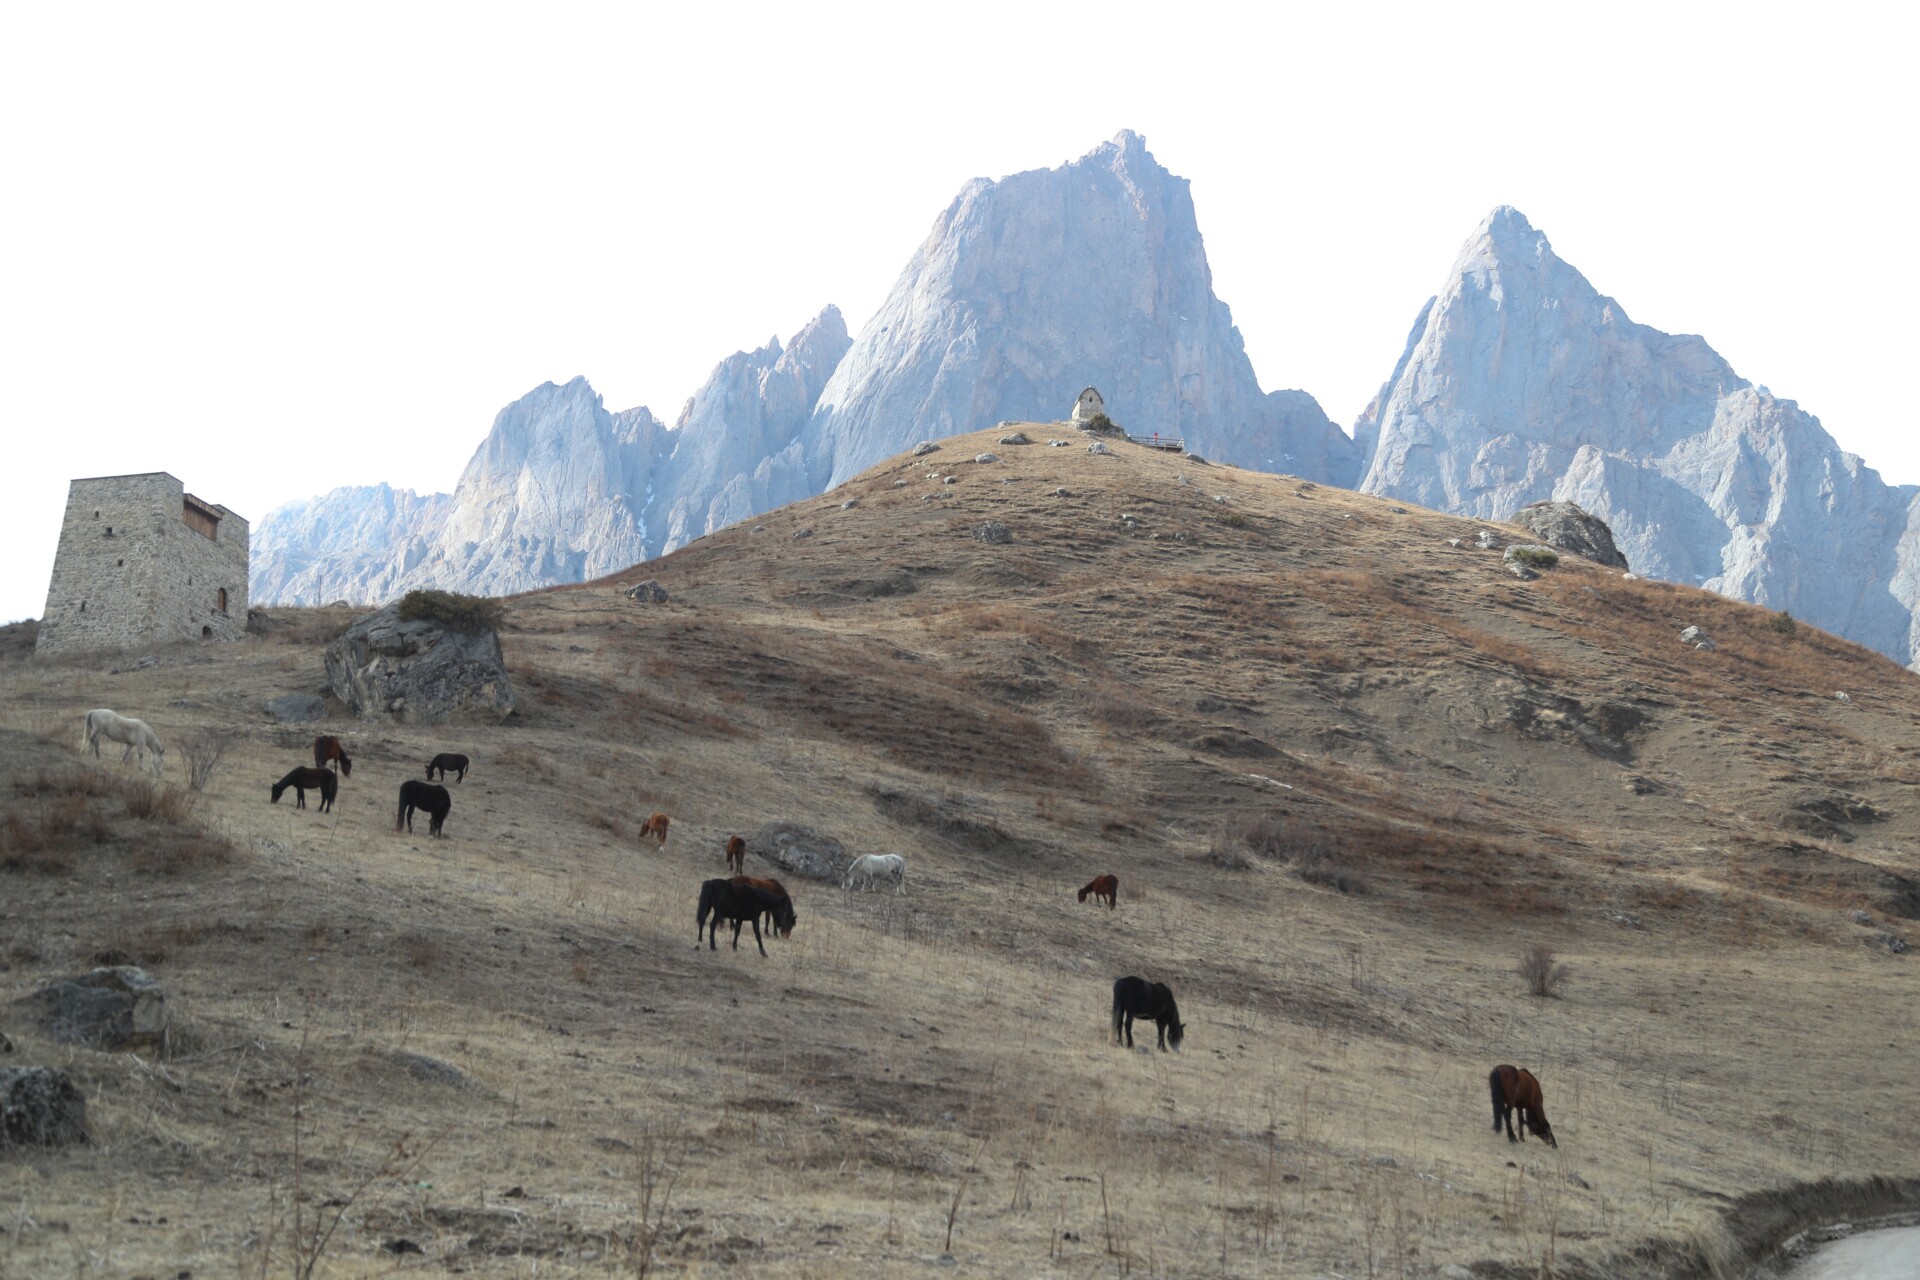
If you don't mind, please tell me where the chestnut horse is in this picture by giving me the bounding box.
[312,735,352,777]
[1078,874,1118,909]
[724,835,746,873]
[271,766,337,812]
[1489,1065,1557,1147]
[639,812,670,847]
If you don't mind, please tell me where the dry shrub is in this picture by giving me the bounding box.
[131,831,234,873]
[177,726,237,792]
[118,776,198,824]
[1091,691,1159,730]
[1208,811,1370,892]
[589,810,628,840]
[396,589,504,633]
[1517,943,1571,997]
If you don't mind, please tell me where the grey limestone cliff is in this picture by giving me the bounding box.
[1357,207,1920,666]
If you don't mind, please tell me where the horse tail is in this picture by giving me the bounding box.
[1109,876,1118,903]
[1112,979,1126,1039]
[1490,1067,1507,1128]
[80,712,93,751]
[396,789,408,831]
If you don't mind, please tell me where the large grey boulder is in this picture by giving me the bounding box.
[324,601,514,725]
[1512,501,1629,570]
[12,966,170,1051]
[746,823,851,882]
[0,1067,89,1148]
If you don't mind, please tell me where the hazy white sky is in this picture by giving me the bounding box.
[3,3,1915,622]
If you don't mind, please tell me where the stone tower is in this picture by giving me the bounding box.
[36,472,250,656]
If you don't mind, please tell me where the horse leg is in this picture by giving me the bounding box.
[730,918,743,951]
[751,916,766,957]
[1122,1012,1135,1049]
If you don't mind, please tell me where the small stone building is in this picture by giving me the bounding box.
[35,472,250,656]
[1071,387,1106,424]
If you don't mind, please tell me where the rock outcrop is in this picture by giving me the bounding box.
[324,600,514,724]
[746,823,850,882]
[0,1067,89,1148]
[1357,207,1920,666]
[12,966,170,1051]
[1511,501,1629,570]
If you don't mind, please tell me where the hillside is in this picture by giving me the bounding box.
[4,426,1919,1277]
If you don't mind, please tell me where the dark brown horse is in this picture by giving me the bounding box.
[271,766,338,812]
[696,878,790,957]
[1489,1065,1557,1147]
[728,875,796,938]
[312,735,352,777]
[426,752,469,783]
[1078,874,1119,909]
[1112,976,1184,1051]
[724,834,746,874]
[396,780,452,837]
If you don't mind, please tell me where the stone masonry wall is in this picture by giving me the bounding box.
[36,472,250,656]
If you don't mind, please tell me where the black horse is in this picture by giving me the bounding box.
[396,780,452,836]
[696,878,788,957]
[426,753,469,783]
[271,766,337,813]
[1112,976,1185,1051]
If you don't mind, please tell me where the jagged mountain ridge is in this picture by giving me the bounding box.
[1355,207,1920,666]
[249,133,1356,608]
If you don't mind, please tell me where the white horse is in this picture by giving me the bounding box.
[844,853,906,895]
[81,708,165,775]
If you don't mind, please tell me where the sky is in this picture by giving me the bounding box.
[3,3,1915,623]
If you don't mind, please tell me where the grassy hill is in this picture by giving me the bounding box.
[3,425,1917,1277]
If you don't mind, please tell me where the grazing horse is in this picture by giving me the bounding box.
[1078,873,1119,909]
[639,812,670,847]
[81,709,165,776]
[1112,976,1185,1051]
[724,835,747,874]
[271,766,337,812]
[312,735,353,777]
[1489,1065,1557,1147]
[426,752,469,783]
[844,853,907,895]
[729,875,797,938]
[396,779,452,837]
[696,878,787,956]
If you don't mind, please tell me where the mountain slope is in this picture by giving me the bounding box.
[1356,207,1920,665]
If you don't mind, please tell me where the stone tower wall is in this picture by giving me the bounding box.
[36,472,251,656]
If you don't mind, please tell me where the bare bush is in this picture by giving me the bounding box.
[178,726,236,792]
[1207,811,1368,891]
[1517,943,1571,997]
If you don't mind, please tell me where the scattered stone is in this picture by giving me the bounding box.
[1447,538,1463,548]
[1611,912,1644,929]
[1088,441,1113,456]
[893,479,909,487]
[1851,910,1874,925]
[840,499,859,510]
[1624,775,1661,796]
[942,476,957,486]
[1184,453,1209,465]
[0,1066,89,1148]
[1047,439,1069,448]
[325,600,514,725]
[793,528,814,540]
[747,823,850,881]
[1298,482,1318,492]
[971,521,1011,545]
[974,453,999,464]
[750,524,765,533]
[593,1135,634,1151]
[1212,495,1227,504]
[265,694,327,724]
[1053,487,1070,497]
[1475,529,1502,550]
[1513,500,1630,569]
[1878,934,1910,955]
[1508,563,1538,581]
[1569,1173,1592,1189]
[911,441,939,457]
[1679,626,1716,650]
[623,580,669,604]
[1835,690,1851,703]
[1389,506,1408,514]
[12,967,169,1051]
[394,1052,466,1087]
[382,1239,425,1255]
[1175,474,1190,486]
[136,655,158,670]
[1623,571,1639,580]
[0,1032,11,1054]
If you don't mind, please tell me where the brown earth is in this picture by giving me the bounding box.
[2,425,1917,1278]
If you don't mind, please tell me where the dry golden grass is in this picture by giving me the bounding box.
[2,425,1918,1276]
